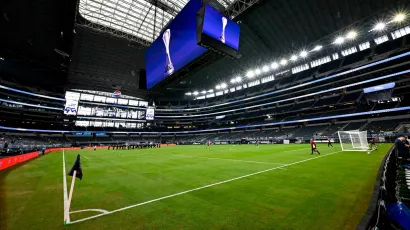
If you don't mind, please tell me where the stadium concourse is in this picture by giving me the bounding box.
[2,0,410,229]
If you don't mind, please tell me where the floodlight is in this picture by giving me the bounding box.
[312,45,322,51]
[393,13,406,22]
[255,69,261,75]
[193,91,199,95]
[262,65,270,72]
[300,51,308,58]
[235,76,242,82]
[230,78,236,83]
[208,89,214,93]
[216,85,221,90]
[290,55,298,61]
[346,31,357,39]
[373,22,386,31]
[185,92,192,96]
[280,59,287,65]
[271,62,279,69]
[201,90,206,94]
[334,37,344,44]
[246,70,255,78]
[221,83,227,88]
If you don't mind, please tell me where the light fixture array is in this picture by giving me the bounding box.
[185,13,408,97]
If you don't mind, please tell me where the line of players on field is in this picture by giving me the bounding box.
[106,143,161,150]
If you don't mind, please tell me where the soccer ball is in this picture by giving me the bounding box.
[367,151,371,155]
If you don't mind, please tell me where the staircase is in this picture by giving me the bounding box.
[340,123,350,131]
[359,122,369,131]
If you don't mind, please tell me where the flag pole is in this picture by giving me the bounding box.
[64,170,76,225]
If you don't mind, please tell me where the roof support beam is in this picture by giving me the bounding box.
[137,4,154,34]
[143,0,179,17]
[225,0,259,19]
[75,19,151,47]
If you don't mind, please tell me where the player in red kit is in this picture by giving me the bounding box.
[327,138,333,147]
[310,139,321,155]
[370,138,377,150]
[206,140,211,149]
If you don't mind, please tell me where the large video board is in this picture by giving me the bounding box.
[64,90,150,122]
[65,91,148,108]
[77,106,146,120]
[145,0,206,90]
[202,5,240,50]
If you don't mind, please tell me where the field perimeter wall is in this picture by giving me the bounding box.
[0,151,39,171]
[0,145,176,171]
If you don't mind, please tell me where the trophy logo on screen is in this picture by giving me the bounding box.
[163,29,174,77]
[220,17,227,44]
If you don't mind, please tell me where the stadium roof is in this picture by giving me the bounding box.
[78,0,235,43]
[70,0,410,98]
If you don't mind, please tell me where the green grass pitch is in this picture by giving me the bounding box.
[0,144,390,229]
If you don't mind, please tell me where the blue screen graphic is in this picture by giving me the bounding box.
[363,82,395,94]
[202,5,240,50]
[145,0,207,90]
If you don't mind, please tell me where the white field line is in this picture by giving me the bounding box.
[69,150,342,224]
[173,154,285,165]
[84,156,91,161]
[62,148,70,223]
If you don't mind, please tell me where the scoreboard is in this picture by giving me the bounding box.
[145,0,240,90]
[64,90,154,128]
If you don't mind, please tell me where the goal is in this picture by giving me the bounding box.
[337,130,369,151]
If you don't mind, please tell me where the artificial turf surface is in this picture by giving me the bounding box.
[0,143,390,230]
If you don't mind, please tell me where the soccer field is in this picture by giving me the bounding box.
[0,144,390,230]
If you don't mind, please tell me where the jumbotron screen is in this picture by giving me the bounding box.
[202,5,240,50]
[145,0,206,90]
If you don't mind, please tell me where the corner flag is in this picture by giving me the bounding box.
[65,154,83,224]
[68,154,83,180]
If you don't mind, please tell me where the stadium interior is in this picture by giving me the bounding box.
[1,0,410,229]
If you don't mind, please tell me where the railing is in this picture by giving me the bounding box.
[357,146,392,229]
[357,144,410,229]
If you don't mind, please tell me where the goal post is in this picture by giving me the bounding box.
[337,130,369,151]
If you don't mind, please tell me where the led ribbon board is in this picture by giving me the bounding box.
[156,51,410,111]
[155,69,410,118]
[1,106,409,134]
[363,82,395,94]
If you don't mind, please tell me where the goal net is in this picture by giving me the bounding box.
[337,130,369,151]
